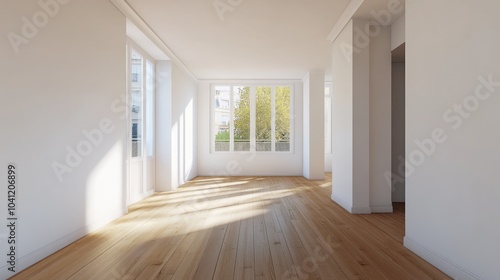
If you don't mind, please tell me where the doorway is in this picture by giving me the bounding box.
[391,43,405,203]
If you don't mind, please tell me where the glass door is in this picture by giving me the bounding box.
[127,43,155,205]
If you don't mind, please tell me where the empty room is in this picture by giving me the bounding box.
[1,0,499,279]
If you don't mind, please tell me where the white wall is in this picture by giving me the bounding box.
[331,21,355,212]
[391,14,405,51]
[171,63,198,188]
[324,154,333,173]
[155,61,173,191]
[332,19,393,214]
[350,19,371,214]
[303,71,325,180]
[0,0,126,277]
[405,1,500,279]
[197,81,303,176]
[369,26,393,213]
[391,63,405,202]
[156,61,198,191]
[325,89,333,173]
[332,19,372,214]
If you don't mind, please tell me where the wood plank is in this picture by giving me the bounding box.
[292,176,441,280]
[10,176,451,280]
[234,217,255,280]
[212,218,240,280]
[253,184,274,280]
[267,177,323,280]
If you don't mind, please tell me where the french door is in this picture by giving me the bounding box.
[127,42,155,205]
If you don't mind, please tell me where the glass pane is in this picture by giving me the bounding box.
[131,52,143,88]
[325,85,332,154]
[145,61,155,157]
[275,86,291,152]
[256,86,272,151]
[131,52,143,157]
[214,86,231,151]
[233,86,250,151]
[325,95,332,154]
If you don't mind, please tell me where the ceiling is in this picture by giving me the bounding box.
[125,0,350,80]
[353,0,405,21]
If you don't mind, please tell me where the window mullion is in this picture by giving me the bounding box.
[271,86,276,152]
[142,58,147,159]
[250,86,256,152]
[211,86,215,153]
[230,86,235,152]
[289,84,294,153]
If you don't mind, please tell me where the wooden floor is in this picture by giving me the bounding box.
[13,175,450,280]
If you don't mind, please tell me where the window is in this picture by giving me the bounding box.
[131,51,143,158]
[214,86,231,151]
[255,86,272,151]
[129,49,155,158]
[131,73,139,83]
[233,86,251,151]
[275,86,291,152]
[325,83,332,154]
[145,61,155,157]
[212,84,293,153]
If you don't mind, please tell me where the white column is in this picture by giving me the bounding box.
[331,19,371,214]
[155,60,172,191]
[303,70,325,180]
[369,26,393,213]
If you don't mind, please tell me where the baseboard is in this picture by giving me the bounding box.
[331,193,352,213]
[197,171,303,177]
[0,208,127,279]
[370,205,393,213]
[404,237,482,280]
[350,206,372,214]
[304,174,325,180]
[128,189,155,205]
[331,194,372,214]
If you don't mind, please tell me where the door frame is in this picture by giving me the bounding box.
[126,39,156,206]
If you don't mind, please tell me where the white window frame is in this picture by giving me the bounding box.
[210,83,295,154]
[127,39,156,162]
[325,82,333,154]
